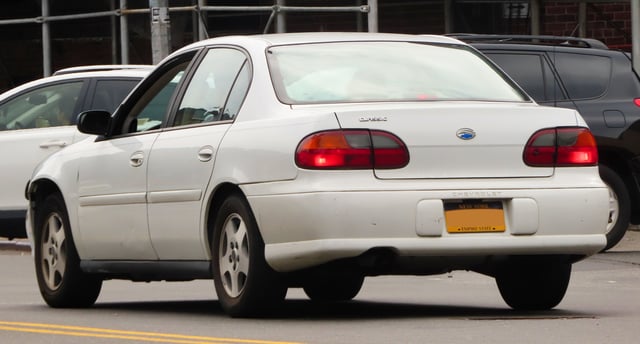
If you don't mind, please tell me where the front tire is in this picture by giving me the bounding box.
[599,165,630,251]
[496,260,571,310]
[33,194,102,308]
[211,194,286,317]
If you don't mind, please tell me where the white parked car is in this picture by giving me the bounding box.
[0,67,150,239]
[26,33,609,317]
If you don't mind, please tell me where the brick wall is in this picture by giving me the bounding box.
[543,1,631,50]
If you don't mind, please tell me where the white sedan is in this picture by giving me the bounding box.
[0,66,150,239]
[26,32,609,317]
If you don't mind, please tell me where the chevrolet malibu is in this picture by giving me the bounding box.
[26,33,609,317]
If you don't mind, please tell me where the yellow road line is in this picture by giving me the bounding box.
[0,321,303,344]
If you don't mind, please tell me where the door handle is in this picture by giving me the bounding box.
[198,146,214,162]
[130,151,144,167]
[39,140,68,148]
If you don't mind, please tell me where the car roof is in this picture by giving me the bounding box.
[53,64,154,76]
[0,68,151,101]
[167,32,466,60]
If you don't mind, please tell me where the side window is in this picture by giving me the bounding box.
[554,52,611,100]
[90,79,140,114]
[485,52,565,102]
[122,61,190,133]
[173,48,248,127]
[224,62,251,120]
[0,81,83,131]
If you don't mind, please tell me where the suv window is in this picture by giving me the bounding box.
[90,79,140,114]
[554,53,611,100]
[0,81,83,130]
[484,52,566,102]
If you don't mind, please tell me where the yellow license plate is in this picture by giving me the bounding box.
[444,200,506,233]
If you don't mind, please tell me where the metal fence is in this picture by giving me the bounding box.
[0,0,376,77]
[0,1,636,78]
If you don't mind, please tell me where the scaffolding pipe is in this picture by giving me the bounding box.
[578,2,587,37]
[200,5,367,13]
[111,0,118,63]
[444,0,453,34]
[197,0,208,40]
[633,0,640,74]
[368,0,377,32]
[190,0,198,42]
[530,0,540,35]
[276,0,286,34]
[0,18,39,25]
[121,0,129,64]
[41,0,51,76]
[149,0,171,64]
[4,1,374,77]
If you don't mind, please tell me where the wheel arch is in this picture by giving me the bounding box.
[204,182,246,251]
[27,178,65,237]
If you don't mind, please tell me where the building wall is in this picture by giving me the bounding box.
[542,1,631,50]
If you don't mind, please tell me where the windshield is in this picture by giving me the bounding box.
[267,41,527,104]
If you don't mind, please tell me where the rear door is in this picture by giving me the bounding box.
[146,47,251,259]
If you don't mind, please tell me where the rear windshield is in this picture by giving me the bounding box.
[267,41,527,105]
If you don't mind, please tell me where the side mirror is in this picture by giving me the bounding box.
[77,110,111,136]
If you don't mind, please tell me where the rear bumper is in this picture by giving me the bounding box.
[246,185,608,272]
[263,235,605,272]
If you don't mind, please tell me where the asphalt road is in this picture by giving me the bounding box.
[0,230,639,344]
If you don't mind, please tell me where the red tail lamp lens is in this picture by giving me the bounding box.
[296,130,409,169]
[524,127,598,167]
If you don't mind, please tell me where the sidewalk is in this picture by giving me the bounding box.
[608,228,640,252]
[0,238,30,252]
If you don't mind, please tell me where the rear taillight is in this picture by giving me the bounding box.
[524,127,598,167]
[296,130,409,169]
[634,98,640,107]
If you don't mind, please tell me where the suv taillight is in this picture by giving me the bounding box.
[634,98,640,107]
[523,127,598,167]
[296,130,409,169]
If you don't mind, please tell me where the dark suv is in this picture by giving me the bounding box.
[453,34,640,250]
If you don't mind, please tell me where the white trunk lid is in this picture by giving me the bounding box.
[333,102,581,179]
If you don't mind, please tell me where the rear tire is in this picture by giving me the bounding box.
[211,193,287,317]
[599,165,630,251]
[303,273,364,302]
[33,194,102,308]
[496,260,571,310]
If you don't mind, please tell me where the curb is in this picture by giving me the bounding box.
[0,240,31,252]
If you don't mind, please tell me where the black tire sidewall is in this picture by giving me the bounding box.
[496,261,571,310]
[211,194,284,316]
[599,165,631,251]
[303,273,364,302]
[33,193,101,307]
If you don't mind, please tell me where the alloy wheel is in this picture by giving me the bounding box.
[606,183,620,235]
[40,213,67,291]
[218,213,250,298]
